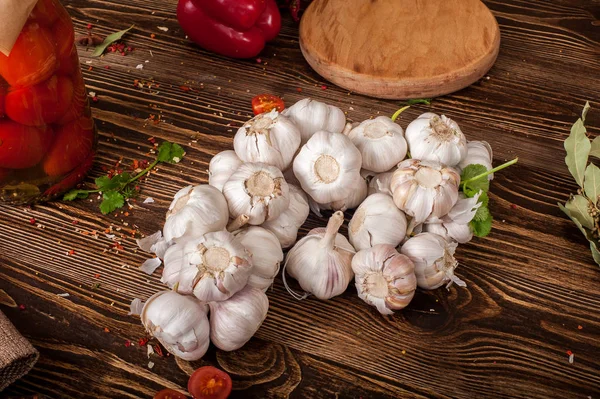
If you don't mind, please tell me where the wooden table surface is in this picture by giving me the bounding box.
[1,0,599,398]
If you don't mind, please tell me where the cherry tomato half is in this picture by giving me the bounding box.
[251,94,284,115]
[153,388,189,399]
[0,121,51,169]
[188,366,232,399]
[0,23,57,88]
[43,115,94,176]
[5,75,73,126]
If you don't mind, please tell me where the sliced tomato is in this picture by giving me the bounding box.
[5,75,73,126]
[29,0,67,27]
[153,389,189,399]
[43,115,94,177]
[0,122,51,169]
[251,94,284,115]
[0,23,57,87]
[57,45,80,76]
[57,73,88,125]
[52,9,75,62]
[188,366,232,399]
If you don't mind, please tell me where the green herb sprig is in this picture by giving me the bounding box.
[92,25,135,57]
[559,102,600,265]
[460,158,518,237]
[64,142,185,214]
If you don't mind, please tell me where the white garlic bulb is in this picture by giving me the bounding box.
[390,159,460,224]
[405,113,467,167]
[209,286,269,351]
[367,170,394,196]
[262,184,310,248]
[352,245,417,315]
[349,194,407,251]
[310,172,368,216]
[284,211,355,300]
[234,226,283,291]
[234,109,301,171]
[282,98,346,144]
[141,290,210,361]
[208,150,243,191]
[293,131,362,204]
[162,230,253,302]
[400,232,466,290]
[347,116,407,173]
[458,141,494,180]
[163,185,229,242]
[423,193,482,243]
[223,162,290,225]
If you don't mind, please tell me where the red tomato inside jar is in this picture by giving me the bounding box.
[0,0,96,204]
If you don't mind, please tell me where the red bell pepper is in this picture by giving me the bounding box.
[177,0,281,59]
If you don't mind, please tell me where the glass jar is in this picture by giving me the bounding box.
[0,0,96,204]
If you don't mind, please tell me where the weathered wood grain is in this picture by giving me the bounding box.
[1,0,600,398]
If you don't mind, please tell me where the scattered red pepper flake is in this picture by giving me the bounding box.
[510,204,518,209]
[139,337,149,347]
[320,85,327,90]
[19,304,26,310]
[88,66,93,71]
[125,340,132,347]
[256,58,262,63]
[150,33,156,39]
[566,350,573,356]
[124,212,130,217]
[179,85,191,92]
[94,274,100,279]
[72,220,79,225]
[92,96,99,103]
[87,23,93,29]
[29,217,36,225]
[104,65,110,69]
[104,327,110,333]
[296,88,302,92]
[68,249,75,256]
[154,344,164,357]
[577,325,583,330]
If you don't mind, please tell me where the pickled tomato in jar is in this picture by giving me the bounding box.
[0,0,96,204]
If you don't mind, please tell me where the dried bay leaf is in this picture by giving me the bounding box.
[558,203,589,238]
[564,102,591,187]
[584,163,600,205]
[590,241,600,266]
[589,136,600,159]
[0,289,17,307]
[565,195,594,230]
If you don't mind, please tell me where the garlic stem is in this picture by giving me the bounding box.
[319,211,345,249]
[462,158,518,189]
[227,214,250,232]
[391,106,410,122]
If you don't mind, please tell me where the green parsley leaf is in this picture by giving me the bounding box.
[461,164,490,193]
[99,191,125,215]
[473,205,490,223]
[92,25,135,57]
[95,173,131,192]
[63,190,90,201]
[157,142,186,163]
[471,211,493,237]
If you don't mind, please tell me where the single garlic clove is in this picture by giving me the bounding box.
[209,286,269,351]
[234,226,283,291]
[141,290,210,361]
[163,185,229,242]
[262,184,310,249]
[352,244,417,314]
[390,159,460,224]
[423,192,482,244]
[234,110,301,171]
[457,140,494,180]
[349,193,407,251]
[282,98,346,144]
[223,162,290,225]
[208,150,243,191]
[284,211,356,300]
[347,116,408,173]
[293,131,362,204]
[400,232,466,290]
[405,113,467,167]
[162,230,253,302]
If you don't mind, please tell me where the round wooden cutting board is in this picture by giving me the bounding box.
[299,0,501,99]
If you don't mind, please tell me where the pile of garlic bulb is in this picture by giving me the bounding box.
[133,98,496,360]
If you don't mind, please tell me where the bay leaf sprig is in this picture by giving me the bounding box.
[64,141,185,215]
[559,102,600,265]
[92,25,135,57]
